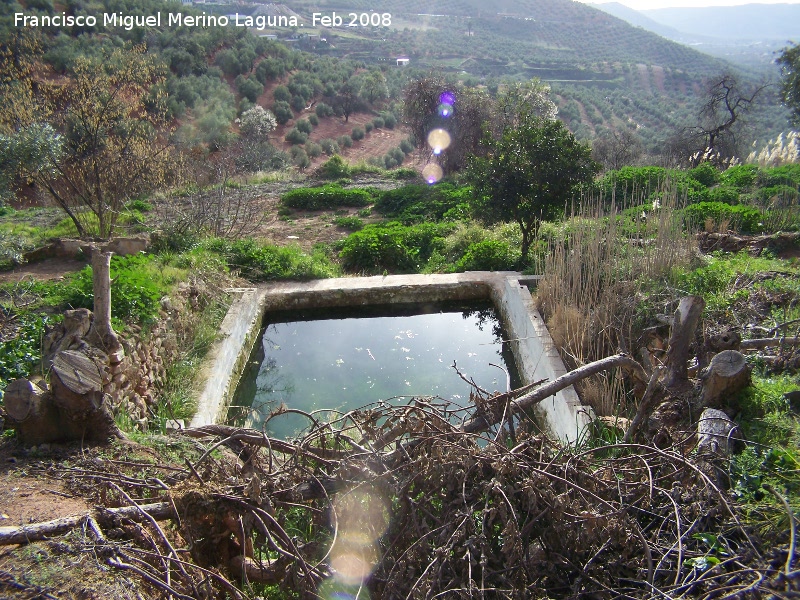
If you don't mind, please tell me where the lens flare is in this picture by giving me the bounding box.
[321,485,389,595]
[437,102,453,118]
[426,128,451,154]
[439,90,456,106]
[422,163,443,184]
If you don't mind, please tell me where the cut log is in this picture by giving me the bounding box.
[51,350,105,412]
[4,379,47,422]
[0,502,172,546]
[740,337,800,350]
[229,555,288,585]
[49,349,123,441]
[697,408,739,456]
[663,296,705,392]
[700,350,751,408]
[3,379,65,444]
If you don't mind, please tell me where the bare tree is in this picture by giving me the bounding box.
[591,127,644,171]
[680,73,768,166]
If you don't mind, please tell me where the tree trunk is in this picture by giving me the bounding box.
[700,350,751,408]
[697,408,739,456]
[663,296,705,391]
[89,249,121,354]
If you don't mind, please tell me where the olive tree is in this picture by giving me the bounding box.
[778,42,800,125]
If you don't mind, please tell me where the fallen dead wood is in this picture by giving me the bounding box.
[740,336,800,349]
[462,353,648,433]
[0,502,172,546]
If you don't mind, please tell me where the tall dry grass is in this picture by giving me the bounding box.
[534,184,695,416]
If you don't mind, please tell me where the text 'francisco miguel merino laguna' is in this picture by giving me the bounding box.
[15,12,299,31]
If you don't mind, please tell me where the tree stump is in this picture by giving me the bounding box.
[700,350,751,408]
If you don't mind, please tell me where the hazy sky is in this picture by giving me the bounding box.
[584,0,800,10]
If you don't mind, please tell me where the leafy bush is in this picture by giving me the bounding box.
[273,85,291,103]
[720,164,760,190]
[333,215,364,230]
[66,254,165,325]
[337,135,353,149]
[375,183,472,223]
[351,126,365,141]
[707,186,740,205]
[365,122,374,133]
[687,162,720,188]
[318,155,351,180]
[372,117,385,129]
[315,103,334,118]
[455,239,520,271]
[339,222,455,274]
[308,114,319,127]
[272,100,293,125]
[0,312,50,396]
[203,238,338,281]
[295,119,313,134]
[320,138,340,155]
[290,146,310,170]
[126,199,153,213]
[284,128,308,145]
[305,142,323,158]
[381,112,397,129]
[400,138,414,154]
[280,184,372,210]
[683,201,765,233]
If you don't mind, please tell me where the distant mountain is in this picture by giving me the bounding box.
[640,4,800,41]
[592,2,798,68]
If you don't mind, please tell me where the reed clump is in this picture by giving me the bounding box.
[535,182,695,416]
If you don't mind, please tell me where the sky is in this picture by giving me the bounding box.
[582,0,800,10]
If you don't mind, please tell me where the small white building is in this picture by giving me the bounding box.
[396,57,410,67]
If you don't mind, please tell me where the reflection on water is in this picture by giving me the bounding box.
[229,302,520,439]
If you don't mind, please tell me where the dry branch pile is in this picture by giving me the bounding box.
[2,397,796,599]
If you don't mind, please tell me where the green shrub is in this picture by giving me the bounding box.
[720,164,760,190]
[318,155,351,180]
[290,146,310,170]
[381,112,397,128]
[683,201,765,233]
[203,238,338,281]
[284,128,308,145]
[280,184,371,210]
[339,222,454,274]
[295,119,313,134]
[707,186,740,205]
[305,142,323,159]
[315,103,334,118]
[372,117,385,129]
[351,126,365,141]
[365,122,374,133]
[273,85,291,103]
[337,135,353,149]
[375,183,471,223]
[384,154,398,169]
[320,138,340,155]
[125,199,153,213]
[333,215,364,230]
[687,162,720,188]
[0,312,50,396]
[399,138,414,154]
[272,100,293,125]
[455,239,520,272]
[65,254,165,325]
[758,185,799,206]
[308,114,319,127]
